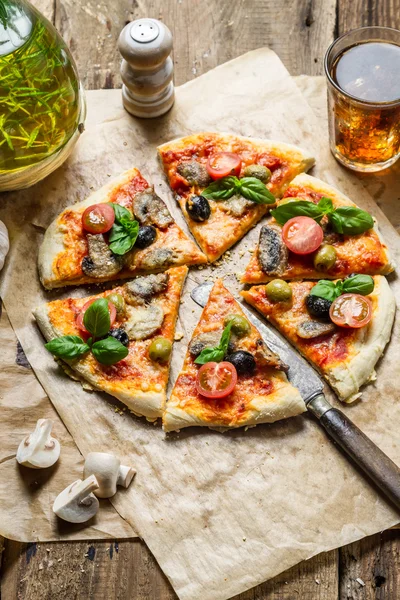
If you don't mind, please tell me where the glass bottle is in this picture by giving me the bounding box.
[0,0,85,190]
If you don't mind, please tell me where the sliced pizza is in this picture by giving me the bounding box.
[242,173,394,284]
[163,279,305,432]
[39,168,206,289]
[158,132,315,263]
[34,266,188,420]
[241,275,395,403]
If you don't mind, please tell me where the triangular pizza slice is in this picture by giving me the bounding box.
[242,275,395,403]
[163,279,305,432]
[242,174,394,284]
[158,132,315,263]
[39,168,206,289]
[34,266,188,420]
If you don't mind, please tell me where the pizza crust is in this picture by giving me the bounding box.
[38,168,206,289]
[163,374,306,432]
[324,275,395,402]
[33,301,165,421]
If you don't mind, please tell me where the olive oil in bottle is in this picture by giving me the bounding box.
[0,0,81,176]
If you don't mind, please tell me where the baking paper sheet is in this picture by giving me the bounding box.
[0,49,400,599]
[0,305,136,542]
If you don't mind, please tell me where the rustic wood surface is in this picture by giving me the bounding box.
[1,0,400,599]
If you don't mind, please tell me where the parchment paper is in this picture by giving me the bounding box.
[0,305,136,542]
[1,49,400,600]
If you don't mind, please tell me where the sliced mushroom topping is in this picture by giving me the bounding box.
[177,160,211,187]
[258,224,288,275]
[138,247,178,271]
[82,234,123,278]
[218,194,254,217]
[254,338,288,371]
[125,304,165,340]
[124,273,169,306]
[132,187,173,229]
[296,320,336,339]
[189,331,235,358]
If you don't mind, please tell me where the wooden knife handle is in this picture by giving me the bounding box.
[308,394,400,512]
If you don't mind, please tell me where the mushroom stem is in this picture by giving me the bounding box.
[117,465,136,488]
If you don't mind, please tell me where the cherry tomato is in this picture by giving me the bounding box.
[206,152,242,179]
[281,216,324,255]
[329,293,372,329]
[82,203,115,234]
[196,361,237,399]
[76,298,117,334]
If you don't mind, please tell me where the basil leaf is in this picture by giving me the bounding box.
[108,217,139,255]
[45,335,90,360]
[310,280,341,302]
[328,207,374,235]
[342,274,375,296]
[218,321,233,355]
[194,322,232,365]
[194,347,225,366]
[202,176,239,200]
[91,336,129,366]
[110,203,132,223]
[83,298,111,338]
[240,177,275,204]
[108,222,128,242]
[271,200,324,225]
[317,197,334,214]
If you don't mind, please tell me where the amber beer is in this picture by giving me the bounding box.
[325,27,400,172]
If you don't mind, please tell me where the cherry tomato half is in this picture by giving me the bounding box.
[329,293,372,329]
[196,361,237,399]
[206,152,242,180]
[82,203,115,234]
[281,216,324,255]
[76,298,117,334]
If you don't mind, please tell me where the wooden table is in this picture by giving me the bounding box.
[1,0,400,598]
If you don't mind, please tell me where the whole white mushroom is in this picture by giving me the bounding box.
[84,452,136,498]
[0,220,9,271]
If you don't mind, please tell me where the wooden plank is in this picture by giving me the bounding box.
[338,0,400,32]
[1,538,338,600]
[339,530,400,599]
[54,0,336,90]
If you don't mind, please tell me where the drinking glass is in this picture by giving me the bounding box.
[324,27,400,172]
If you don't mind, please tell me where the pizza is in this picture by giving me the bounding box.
[163,279,305,432]
[242,174,394,284]
[38,168,207,289]
[158,132,315,263]
[241,275,395,403]
[34,266,187,420]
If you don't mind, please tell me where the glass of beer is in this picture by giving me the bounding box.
[324,27,400,172]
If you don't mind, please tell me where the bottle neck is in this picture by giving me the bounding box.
[0,0,34,56]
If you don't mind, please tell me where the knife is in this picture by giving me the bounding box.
[191,281,400,512]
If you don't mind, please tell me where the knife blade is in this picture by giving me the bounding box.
[190,281,400,512]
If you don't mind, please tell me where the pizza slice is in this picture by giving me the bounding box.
[39,168,206,289]
[242,173,394,284]
[163,279,305,432]
[33,266,188,420]
[158,132,315,263]
[242,275,395,403]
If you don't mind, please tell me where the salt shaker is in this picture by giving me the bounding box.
[118,18,174,118]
